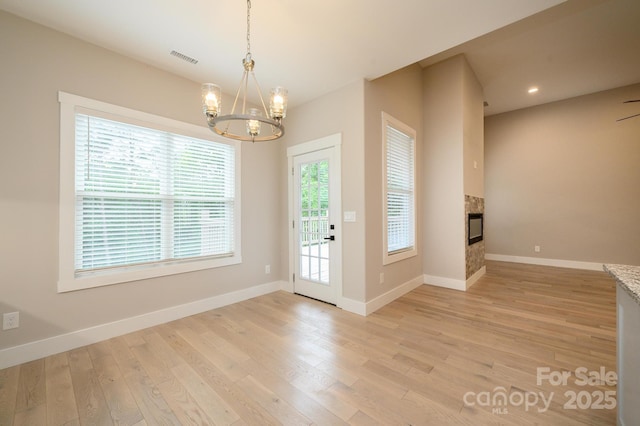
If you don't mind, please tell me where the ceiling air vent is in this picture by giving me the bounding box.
[170,50,198,65]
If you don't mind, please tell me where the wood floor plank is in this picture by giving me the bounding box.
[326,376,451,425]
[113,353,180,425]
[0,364,20,425]
[156,375,216,425]
[122,329,148,348]
[314,358,361,388]
[346,410,383,425]
[44,353,78,426]
[86,339,113,361]
[327,380,403,425]
[201,316,303,384]
[156,323,279,425]
[171,362,240,425]
[67,348,112,425]
[14,359,45,413]
[175,327,249,383]
[236,374,312,425]
[242,358,351,425]
[1,261,618,425]
[92,353,144,425]
[402,389,517,426]
[107,335,181,425]
[364,358,465,410]
[142,331,187,369]
[13,401,47,426]
[303,387,359,423]
[130,343,175,385]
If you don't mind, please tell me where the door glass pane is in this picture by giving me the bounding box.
[299,159,330,284]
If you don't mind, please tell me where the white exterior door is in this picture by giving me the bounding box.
[289,139,341,305]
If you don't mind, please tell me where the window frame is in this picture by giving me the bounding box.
[58,91,242,292]
[381,111,417,265]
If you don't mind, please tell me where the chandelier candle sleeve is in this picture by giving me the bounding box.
[202,84,221,117]
[270,87,288,120]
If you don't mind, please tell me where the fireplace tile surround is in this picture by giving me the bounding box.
[465,195,485,279]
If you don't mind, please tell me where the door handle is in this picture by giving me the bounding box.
[324,236,335,241]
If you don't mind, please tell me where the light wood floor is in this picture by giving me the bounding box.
[0,261,617,425]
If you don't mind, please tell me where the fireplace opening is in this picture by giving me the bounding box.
[468,213,483,245]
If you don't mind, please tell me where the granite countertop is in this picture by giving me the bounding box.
[604,264,640,305]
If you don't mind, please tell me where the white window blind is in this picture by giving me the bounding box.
[383,113,416,263]
[74,114,236,273]
[59,92,241,292]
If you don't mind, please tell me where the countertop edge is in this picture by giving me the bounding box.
[604,264,640,306]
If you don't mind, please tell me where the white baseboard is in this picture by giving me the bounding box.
[338,275,424,317]
[0,280,285,370]
[485,253,604,271]
[424,274,467,291]
[365,275,424,315]
[423,266,486,292]
[338,297,367,316]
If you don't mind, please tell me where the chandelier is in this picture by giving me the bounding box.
[201,0,287,142]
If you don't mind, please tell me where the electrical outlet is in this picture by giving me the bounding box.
[379,273,384,284]
[534,245,541,253]
[265,264,271,274]
[3,312,19,330]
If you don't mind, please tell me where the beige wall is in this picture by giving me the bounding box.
[279,80,367,302]
[463,62,485,198]
[0,11,282,350]
[421,55,485,283]
[422,56,467,281]
[364,64,423,300]
[485,83,640,265]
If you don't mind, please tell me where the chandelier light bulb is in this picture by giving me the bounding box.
[247,108,262,137]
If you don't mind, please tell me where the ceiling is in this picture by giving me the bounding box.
[1,0,639,116]
[421,0,640,115]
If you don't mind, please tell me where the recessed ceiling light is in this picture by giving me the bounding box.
[528,87,539,94]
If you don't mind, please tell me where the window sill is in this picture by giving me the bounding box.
[383,248,417,266]
[57,255,241,293]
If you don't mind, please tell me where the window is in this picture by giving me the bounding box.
[382,112,417,264]
[58,92,241,291]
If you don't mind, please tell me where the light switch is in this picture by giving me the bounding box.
[343,211,356,222]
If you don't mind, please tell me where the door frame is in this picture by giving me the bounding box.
[286,133,343,307]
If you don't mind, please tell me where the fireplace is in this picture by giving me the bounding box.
[468,213,483,245]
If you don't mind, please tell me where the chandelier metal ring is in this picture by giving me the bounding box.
[209,113,284,142]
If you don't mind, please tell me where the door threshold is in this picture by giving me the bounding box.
[293,292,337,306]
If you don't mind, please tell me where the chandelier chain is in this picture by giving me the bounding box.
[246,0,251,58]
